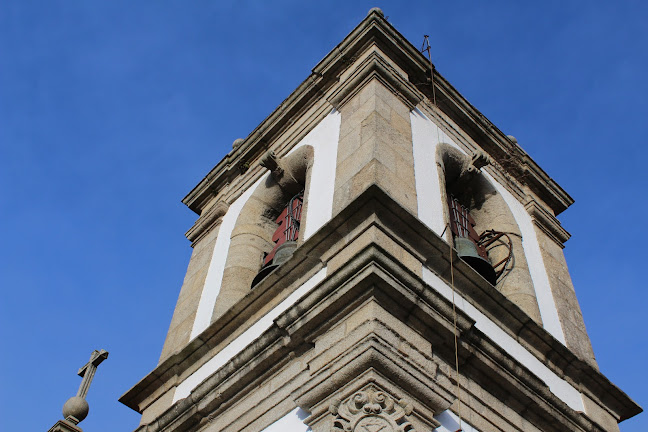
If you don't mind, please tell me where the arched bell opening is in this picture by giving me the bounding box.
[211,146,314,322]
[251,190,304,287]
[436,144,542,323]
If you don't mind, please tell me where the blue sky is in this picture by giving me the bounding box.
[1,1,646,431]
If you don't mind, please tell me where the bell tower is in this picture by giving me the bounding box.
[120,8,641,431]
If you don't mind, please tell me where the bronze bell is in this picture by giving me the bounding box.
[454,237,497,285]
[251,241,298,288]
[272,241,297,266]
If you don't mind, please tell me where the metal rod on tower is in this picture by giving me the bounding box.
[420,34,437,105]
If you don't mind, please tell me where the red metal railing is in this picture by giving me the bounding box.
[263,192,303,266]
[447,195,487,259]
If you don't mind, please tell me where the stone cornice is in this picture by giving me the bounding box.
[312,10,429,85]
[125,248,605,432]
[327,51,422,110]
[525,198,571,246]
[122,186,640,428]
[182,9,573,218]
[184,201,229,245]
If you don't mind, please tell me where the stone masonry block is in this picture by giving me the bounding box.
[357,79,382,105]
[340,95,391,140]
[390,107,412,138]
[160,226,220,361]
[533,226,597,366]
[582,393,621,432]
[334,75,417,218]
[167,290,201,330]
[348,159,417,214]
[335,138,378,185]
[159,312,196,359]
[336,125,362,163]
[185,227,219,280]
[175,267,208,308]
[225,234,269,270]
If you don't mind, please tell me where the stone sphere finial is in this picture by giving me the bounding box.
[507,135,518,144]
[368,7,384,17]
[232,138,244,149]
[62,396,89,423]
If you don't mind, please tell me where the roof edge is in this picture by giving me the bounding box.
[182,9,574,216]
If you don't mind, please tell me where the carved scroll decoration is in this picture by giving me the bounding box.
[330,389,415,432]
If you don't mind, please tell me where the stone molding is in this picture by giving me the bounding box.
[182,10,573,218]
[525,199,571,247]
[124,246,603,432]
[121,186,639,431]
[184,201,229,245]
[328,51,422,111]
[47,420,83,432]
[292,333,451,431]
[415,101,529,208]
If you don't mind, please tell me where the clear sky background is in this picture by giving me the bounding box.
[1,1,646,431]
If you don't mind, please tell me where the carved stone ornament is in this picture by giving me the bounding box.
[330,389,415,432]
[260,149,284,178]
[464,150,491,176]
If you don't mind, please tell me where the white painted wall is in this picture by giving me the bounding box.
[411,108,448,237]
[190,110,341,339]
[422,267,584,411]
[290,109,341,241]
[435,410,481,432]
[261,408,310,432]
[410,108,566,343]
[174,268,327,402]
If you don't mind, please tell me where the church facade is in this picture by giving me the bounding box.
[120,9,641,431]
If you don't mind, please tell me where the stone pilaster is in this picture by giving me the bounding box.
[533,225,597,366]
[159,221,222,361]
[333,78,417,217]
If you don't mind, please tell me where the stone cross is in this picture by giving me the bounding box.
[76,349,109,398]
[60,349,109,425]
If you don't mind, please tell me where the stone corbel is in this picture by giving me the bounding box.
[260,150,284,179]
[461,149,491,179]
[259,148,305,197]
[525,199,571,247]
[185,201,229,245]
[448,149,492,198]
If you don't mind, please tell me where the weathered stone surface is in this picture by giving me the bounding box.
[159,224,221,362]
[534,225,597,367]
[582,393,622,432]
[123,187,639,432]
[333,79,417,216]
[122,9,641,432]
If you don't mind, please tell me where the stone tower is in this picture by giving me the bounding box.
[120,9,641,432]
